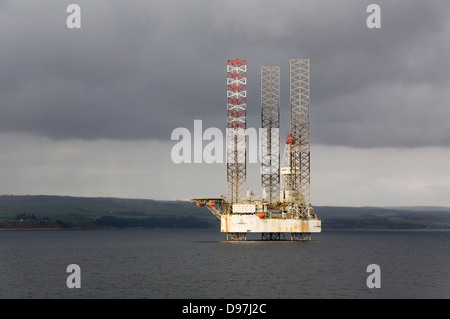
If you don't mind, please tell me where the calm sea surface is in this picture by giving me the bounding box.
[0,228,449,299]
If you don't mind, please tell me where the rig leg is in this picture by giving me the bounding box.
[290,232,311,241]
[227,232,247,241]
[262,233,281,241]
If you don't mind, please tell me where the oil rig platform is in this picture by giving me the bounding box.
[191,59,321,241]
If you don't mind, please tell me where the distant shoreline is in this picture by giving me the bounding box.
[1,195,450,230]
[0,226,215,231]
[2,225,450,231]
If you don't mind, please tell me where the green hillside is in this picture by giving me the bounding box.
[0,195,216,229]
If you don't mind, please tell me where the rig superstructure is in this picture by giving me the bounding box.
[191,59,321,241]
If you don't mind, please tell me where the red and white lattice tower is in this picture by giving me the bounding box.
[226,59,247,204]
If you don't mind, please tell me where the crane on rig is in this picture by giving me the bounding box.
[191,59,321,241]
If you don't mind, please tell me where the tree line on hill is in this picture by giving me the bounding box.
[0,214,211,230]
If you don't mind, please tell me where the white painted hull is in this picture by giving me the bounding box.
[220,214,321,233]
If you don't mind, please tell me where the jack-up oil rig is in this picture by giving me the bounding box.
[191,59,321,241]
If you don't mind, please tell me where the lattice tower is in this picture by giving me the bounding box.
[289,59,310,204]
[260,66,280,203]
[226,59,247,204]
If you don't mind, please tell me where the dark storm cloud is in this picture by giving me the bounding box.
[0,0,449,147]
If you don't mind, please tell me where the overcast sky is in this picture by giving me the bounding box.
[1,0,449,206]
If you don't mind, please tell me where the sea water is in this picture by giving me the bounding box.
[0,228,448,299]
